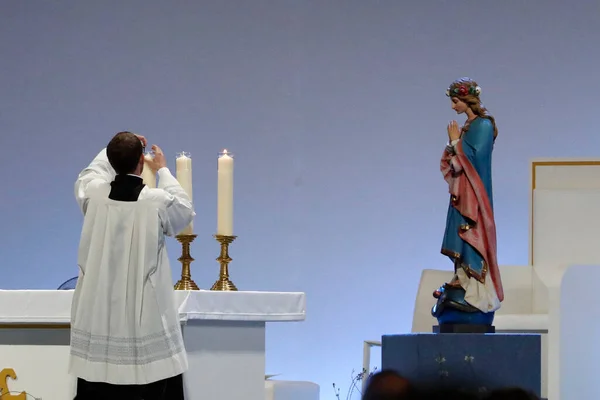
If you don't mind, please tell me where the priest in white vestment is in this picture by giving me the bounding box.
[69,131,195,400]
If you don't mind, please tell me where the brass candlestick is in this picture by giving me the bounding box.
[211,235,238,291]
[174,234,200,290]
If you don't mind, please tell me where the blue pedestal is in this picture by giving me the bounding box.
[382,333,541,397]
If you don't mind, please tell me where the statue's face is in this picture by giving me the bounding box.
[450,97,468,114]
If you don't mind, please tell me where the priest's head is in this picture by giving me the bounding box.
[107,131,145,176]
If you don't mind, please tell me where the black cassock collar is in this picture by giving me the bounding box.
[109,174,145,202]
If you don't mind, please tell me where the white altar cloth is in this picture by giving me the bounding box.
[0,289,305,400]
[0,289,306,324]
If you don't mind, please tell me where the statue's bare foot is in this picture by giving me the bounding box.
[447,276,461,288]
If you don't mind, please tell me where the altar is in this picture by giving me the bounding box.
[0,289,306,400]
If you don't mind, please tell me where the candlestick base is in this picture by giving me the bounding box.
[210,234,238,291]
[174,234,200,291]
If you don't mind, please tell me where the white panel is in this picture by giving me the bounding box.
[529,159,600,264]
[560,265,600,399]
[533,189,600,267]
[183,320,266,400]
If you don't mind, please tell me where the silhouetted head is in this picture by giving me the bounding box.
[362,370,415,400]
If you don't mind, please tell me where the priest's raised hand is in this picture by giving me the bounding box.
[145,144,167,173]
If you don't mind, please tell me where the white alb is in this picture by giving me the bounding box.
[69,149,195,385]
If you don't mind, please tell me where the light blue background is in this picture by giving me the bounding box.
[1,1,599,397]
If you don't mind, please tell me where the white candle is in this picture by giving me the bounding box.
[217,149,234,236]
[141,154,156,188]
[176,152,194,234]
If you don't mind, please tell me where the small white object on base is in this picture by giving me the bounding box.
[265,380,320,400]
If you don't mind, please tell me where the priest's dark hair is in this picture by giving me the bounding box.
[107,131,143,175]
